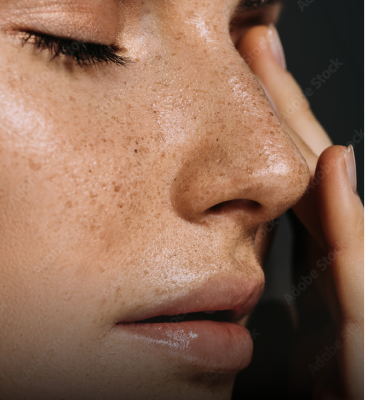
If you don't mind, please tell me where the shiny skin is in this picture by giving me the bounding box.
[0,1,309,399]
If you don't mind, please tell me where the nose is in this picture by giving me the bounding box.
[170,65,310,229]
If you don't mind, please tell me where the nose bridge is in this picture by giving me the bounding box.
[168,37,310,225]
[164,24,285,146]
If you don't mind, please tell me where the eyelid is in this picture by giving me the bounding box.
[0,1,121,44]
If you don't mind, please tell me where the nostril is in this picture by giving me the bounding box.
[208,199,261,215]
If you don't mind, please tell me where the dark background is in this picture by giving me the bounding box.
[233,1,363,398]
[280,0,364,199]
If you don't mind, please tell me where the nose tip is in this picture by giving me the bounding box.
[171,134,310,227]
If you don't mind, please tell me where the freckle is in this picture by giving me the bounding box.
[269,112,274,116]
[134,149,138,153]
[114,185,121,192]
[161,152,165,158]
[102,138,107,142]
[29,159,41,171]
[144,270,149,275]
[270,131,274,134]
[117,203,123,208]
[216,139,219,141]
[65,201,72,208]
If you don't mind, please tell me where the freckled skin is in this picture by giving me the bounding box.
[0,1,309,399]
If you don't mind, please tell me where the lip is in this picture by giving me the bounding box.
[114,273,264,372]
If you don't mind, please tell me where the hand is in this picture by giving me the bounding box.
[239,25,364,399]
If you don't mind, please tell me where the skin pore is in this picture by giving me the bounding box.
[0,0,316,399]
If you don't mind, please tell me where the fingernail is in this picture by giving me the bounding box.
[268,23,287,70]
[257,76,279,116]
[344,145,357,193]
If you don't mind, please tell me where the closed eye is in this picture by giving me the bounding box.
[21,32,129,68]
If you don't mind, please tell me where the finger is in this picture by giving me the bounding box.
[316,145,364,400]
[238,25,332,157]
[317,145,363,321]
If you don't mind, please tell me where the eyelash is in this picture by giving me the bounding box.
[21,32,129,67]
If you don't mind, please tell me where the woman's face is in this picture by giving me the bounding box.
[0,0,309,399]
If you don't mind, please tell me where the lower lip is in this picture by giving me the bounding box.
[116,320,253,372]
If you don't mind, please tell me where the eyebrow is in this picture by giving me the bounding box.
[235,0,282,12]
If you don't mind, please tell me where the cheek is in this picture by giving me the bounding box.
[0,58,202,349]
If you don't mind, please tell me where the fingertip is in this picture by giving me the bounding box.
[316,145,357,197]
[316,145,363,250]
[316,145,346,178]
[316,145,354,200]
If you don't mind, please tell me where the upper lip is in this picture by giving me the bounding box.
[116,272,264,324]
